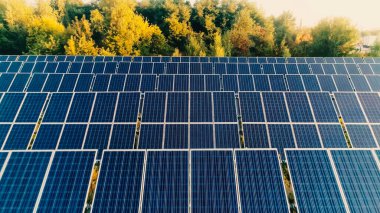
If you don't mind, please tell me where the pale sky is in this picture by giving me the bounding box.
[254,0,380,30]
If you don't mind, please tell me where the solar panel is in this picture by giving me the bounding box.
[274,64,287,74]
[68,62,82,73]
[7,62,22,73]
[237,75,254,91]
[20,62,35,73]
[318,75,337,92]
[91,93,117,122]
[331,150,380,213]
[370,64,380,74]
[253,75,271,91]
[358,63,373,74]
[174,75,189,91]
[333,64,348,75]
[118,62,130,73]
[268,124,295,159]
[215,124,240,148]
[104,62,117,73]
[334,93,366,123]
[285,92,314,122]
[356,93,380,123]
[345,125,377,148]
[42,74,63,92]
[8,73,29,92]
[178,63,190,74]
[80,62,94,73]
[235,150,289,212]
[239,92,265,122]
[124,75,141,91]
[166,92,188,122]
[141,63,153,74]
[92,151,145,212]
[58,74,78,92]
[262,64,275,74]
[285,150,346,213]
[0,151,52,212]
[190,75,204,91]
[223,75,238,92]
[201,63,213,74]
[129,62,142,74]
[249,64,261,74]
[308,92,338,122]
[215,63,226,75]
[293,124,322,148]
[74,74,93,92]
[350,75,371,91]
[286,75,305,91]
[27,74,47,92]
[238,64,250,74]
[0,93,25,122]
[226,63,238,74]
[66,93,95,122]
[108,75,125,91]
[286,64,299,74]
[57,124,87,149]
[55,62,70,73]
[0,74,14,91]
[109,124,135,149]
[158,75,174,91]
[262,92,289,122]
[36,151,95,211]
[0,62,11,73]
[0,124,11,148]
[213,92,237,122]
[191,150,238,212]
[345,64,360,74]
[139,124,164,149]
[167,63,178,74]
[114,92,140,122]
[16,93,47,122]
[43,93,72,122]
[190,124,214,148]
[243,124,269,148]
[140,75,156,92]
[84,124,111,159]
[318,124,347,148]
[32,124,63,149]
[310,64,324,74]
[366,75,380,91]
[92,74,111,91]
[189,92,212,122]
[333,75,353,91]
[44,62,58,73]
[205,75,220,91]
[269,75,286,91]
[142,92,166,122]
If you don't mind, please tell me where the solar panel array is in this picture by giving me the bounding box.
[1,55,380,212]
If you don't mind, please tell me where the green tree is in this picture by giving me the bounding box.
[310,17,360,56]
[273,11,296,56]
[368,39,380,57]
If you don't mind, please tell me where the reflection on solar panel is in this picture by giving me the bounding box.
[191,150,238,212]
[92,151,145,212]
[37,151,96,212]
[235,150,289,212]
[286,150,346,213]
[331,150,380,213]
[0,151,52,212]
[142,151,188,212]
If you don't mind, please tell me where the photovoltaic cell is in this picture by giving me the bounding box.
[333,75,353,91]
[191,150,238,212]
[8,74,29,92]
[346,125,377,148]
[310,64,324,74]
[142,93,166,122]
[269,75,286,91]
[92,74,110,91]
[238,75,254,91]
[0,151,51,212]
[190,75,205,91]
[32,124,62,149]
[27,74,47,92]
[158,75,173,91]
[302,75,320,91]
[108,75,125,91]
[262,64,275,74]
[215,124,240,148]
[239,92,265,122]
[15,93,47,122]
[91,93,117,122]
[213,92,237,122]
[109,124,135,149]
[366,75,380,91]
[243,124,269,148]
[285,92,314,122]
[286,150,346,213]
[58,124,87,149]
[334,93,366,123]
[190,124,214,148]
[124,75,141,91]
[0,124,11,148]
[0,74,14,91]
[318,75,337,92]
[43,93,72,122]
[66,93,95,122]
[223,75,238,92]
[357,93,380,123]
[84,124,111,159]
[350,75,371,91]
[292,124,321,148]
[262,92,289,122]
[142,151,188,212]
[174,75,189,91]
[205,75,220,91]
[318,125,347,148]
[308,92,338,122]
[164,124,188,148]
[268,124,295,159]
[114,92,140,122]
[92,151,145,213]
[42,74,63,92]
[333,64,348,74]
[286,75,305,91]
[139,124,164,149]
[37,151,95,212]
[190,92,212,122]
[0,93,25,122]
[140,75,156,92]
[74,74,93,92]
[235,150,289,213]
[58,74,78,92]
[331,150,380,213]
[274,64,287,74]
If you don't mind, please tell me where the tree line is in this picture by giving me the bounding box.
[0,0,377,57]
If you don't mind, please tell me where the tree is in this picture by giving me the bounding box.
[273,11,296,56]
[310,17,360,56]
[210,31,225,56]
[368,39,380,57]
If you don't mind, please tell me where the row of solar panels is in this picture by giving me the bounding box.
[1,73,380,93]
[1,92,380,156]
[2,61,380,75]
[0,149,379,212]
[1,55,380,64]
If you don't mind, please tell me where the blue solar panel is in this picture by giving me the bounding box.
[191,150,238,212]
[190,92,211,122]
[358,63,373,74]
[140,75,156,92]
[178,63,190,74]
[308,92,339,122]
[350,75,371,91]
[223,75,238,92]
[0,74,14,91]
[274,64,287,74]
[366,75,380,91]
[331,150,380,213]
[42,74,63,92]
[243,124,269,148]
[333,75,353,91]
[20,62,35,73]
[80,62,94,73]
[239,92,265,122]
[302,75,321,91]
[0,93,25,122]
[93,63,105,74]
[346,125,377,148]
[33,124,62,149]
[36,151,95,212]
[249,64,261,74]
[287,75,305,91]
[174,75,189,91]
[108,74,125,91]
[92,151,145,212]
[334,93,366,123]
[318,75,337,92]
[213,92,237,122]
[124,75,141,91]
[0,152,7,170]
[318,125,347,148]
[152,63,164,74]
[285,92,314,122]
[0,124,11,148]
[74,74,93,92]
[268,124,295,159]
[0,62,11,72]
[8,73,29,92]
[109,124,135,149]
[118,62,130,73]
[57,74,77,92]
[16,93,47,122]
[205,75,220,91]
[0,151,52,212]
[370,64,380,74]
[142,92,166,122]
[238,64,250,74]
[92,74,110,91]
[190,75,205,91]
[158,75,174,91]
[322,64,336,74]
[333,64,348,75]
[355,93,380,123]
[215,124,240,148]
[7,62,22,73]
[43,93,72,122]
[293,124,322,148]
[286,64,299,74]
[226,63,238,74]
[44,62,58,73]
[201,63,213,74]
[141,63,153,74]
[269,75,286,91]
[310,64,324,74]
[66,93,95,122]
[166,92,188,122]
[104,62,117,73]
[263,64,275,74]
[215,63,226,75]
[58,124,87,149]
[190,124,214,148]
[286,150,346,213]
[167,63,178,74]
[142,151,188,212]
[235,150,289,212]
[27,74,47,92]
[237,75,254,91]
[68,62,82,73]
[139,124,163,149]
[262,92,289,122]
[55,62,70,73]
[190,63,201,74]
[115,92,140,122]
[164,124,188,149]
[84,124,111,159]
[90,93,117,122]
[129,62,142,74]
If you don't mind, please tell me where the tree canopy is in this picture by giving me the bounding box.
[0,0,367,56]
